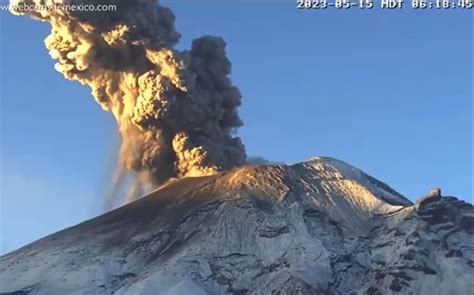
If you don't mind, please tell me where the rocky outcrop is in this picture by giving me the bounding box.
[415,187,441,210]
[416,190,474,234]
[0,157,472,295]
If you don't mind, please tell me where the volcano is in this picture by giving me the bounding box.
[1,157,473,294]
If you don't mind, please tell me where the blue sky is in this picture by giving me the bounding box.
[0,2,472,254]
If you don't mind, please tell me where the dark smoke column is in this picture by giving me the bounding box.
[10,0,247,185]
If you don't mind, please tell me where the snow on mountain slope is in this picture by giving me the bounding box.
[1,157,472,294]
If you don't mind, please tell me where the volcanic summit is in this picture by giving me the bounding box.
[1,157,472,294]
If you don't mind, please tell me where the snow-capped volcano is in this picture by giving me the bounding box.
[1,157,472,294]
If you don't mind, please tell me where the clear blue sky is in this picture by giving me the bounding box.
[0,2,472,254]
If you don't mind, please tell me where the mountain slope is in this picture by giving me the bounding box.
[1,157,472,294]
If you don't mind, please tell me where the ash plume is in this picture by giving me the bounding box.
[10,0,247,187]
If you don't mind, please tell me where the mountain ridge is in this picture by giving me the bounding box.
[1,157,472,294]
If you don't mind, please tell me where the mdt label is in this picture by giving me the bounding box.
[381,0,404,8]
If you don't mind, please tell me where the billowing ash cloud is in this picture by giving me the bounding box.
[10,0,247,185]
